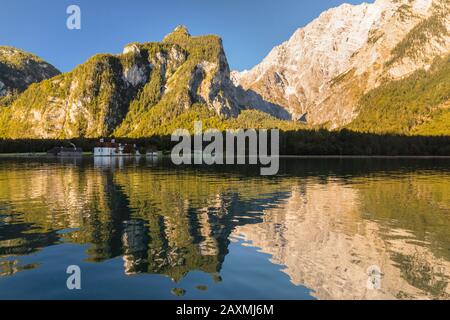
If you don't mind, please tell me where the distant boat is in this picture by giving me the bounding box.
[47,143,83,157]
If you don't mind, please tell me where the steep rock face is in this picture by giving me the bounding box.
[115,25,243,137]
[0,27,242,138]
[0,52,149,138]
[233,0,450,128]
[0,46,60,97]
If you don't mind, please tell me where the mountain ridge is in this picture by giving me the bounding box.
[0,46,60,102]
[1,0,449,139]
[0,27,300,139]
[233,0,450,129]
[0,27,236,138]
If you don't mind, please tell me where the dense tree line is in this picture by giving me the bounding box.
[1,129,450,156]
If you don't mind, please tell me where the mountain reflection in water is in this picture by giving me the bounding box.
[0,157,449,299]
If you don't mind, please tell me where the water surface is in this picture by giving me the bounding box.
[0,157,449,299]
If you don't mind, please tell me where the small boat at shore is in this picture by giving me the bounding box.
[47,143,83,157]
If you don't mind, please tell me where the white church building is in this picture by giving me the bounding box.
[93,139,139,157]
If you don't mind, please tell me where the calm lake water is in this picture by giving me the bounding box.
[0,157,449,300]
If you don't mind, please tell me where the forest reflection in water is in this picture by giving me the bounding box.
[0,157,449,299]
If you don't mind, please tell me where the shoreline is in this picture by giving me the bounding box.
[1,153,450,159]
[279,155,450,159]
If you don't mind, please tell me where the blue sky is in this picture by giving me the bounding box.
[0,0,371,72]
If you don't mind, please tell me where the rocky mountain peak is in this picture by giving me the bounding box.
[163,25,191,42]
[233,0,449,128]
[173,25,190,35]
[123,43,141,55]
[0,46,60,97]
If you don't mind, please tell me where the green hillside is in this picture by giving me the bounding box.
[349,54,450,135]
